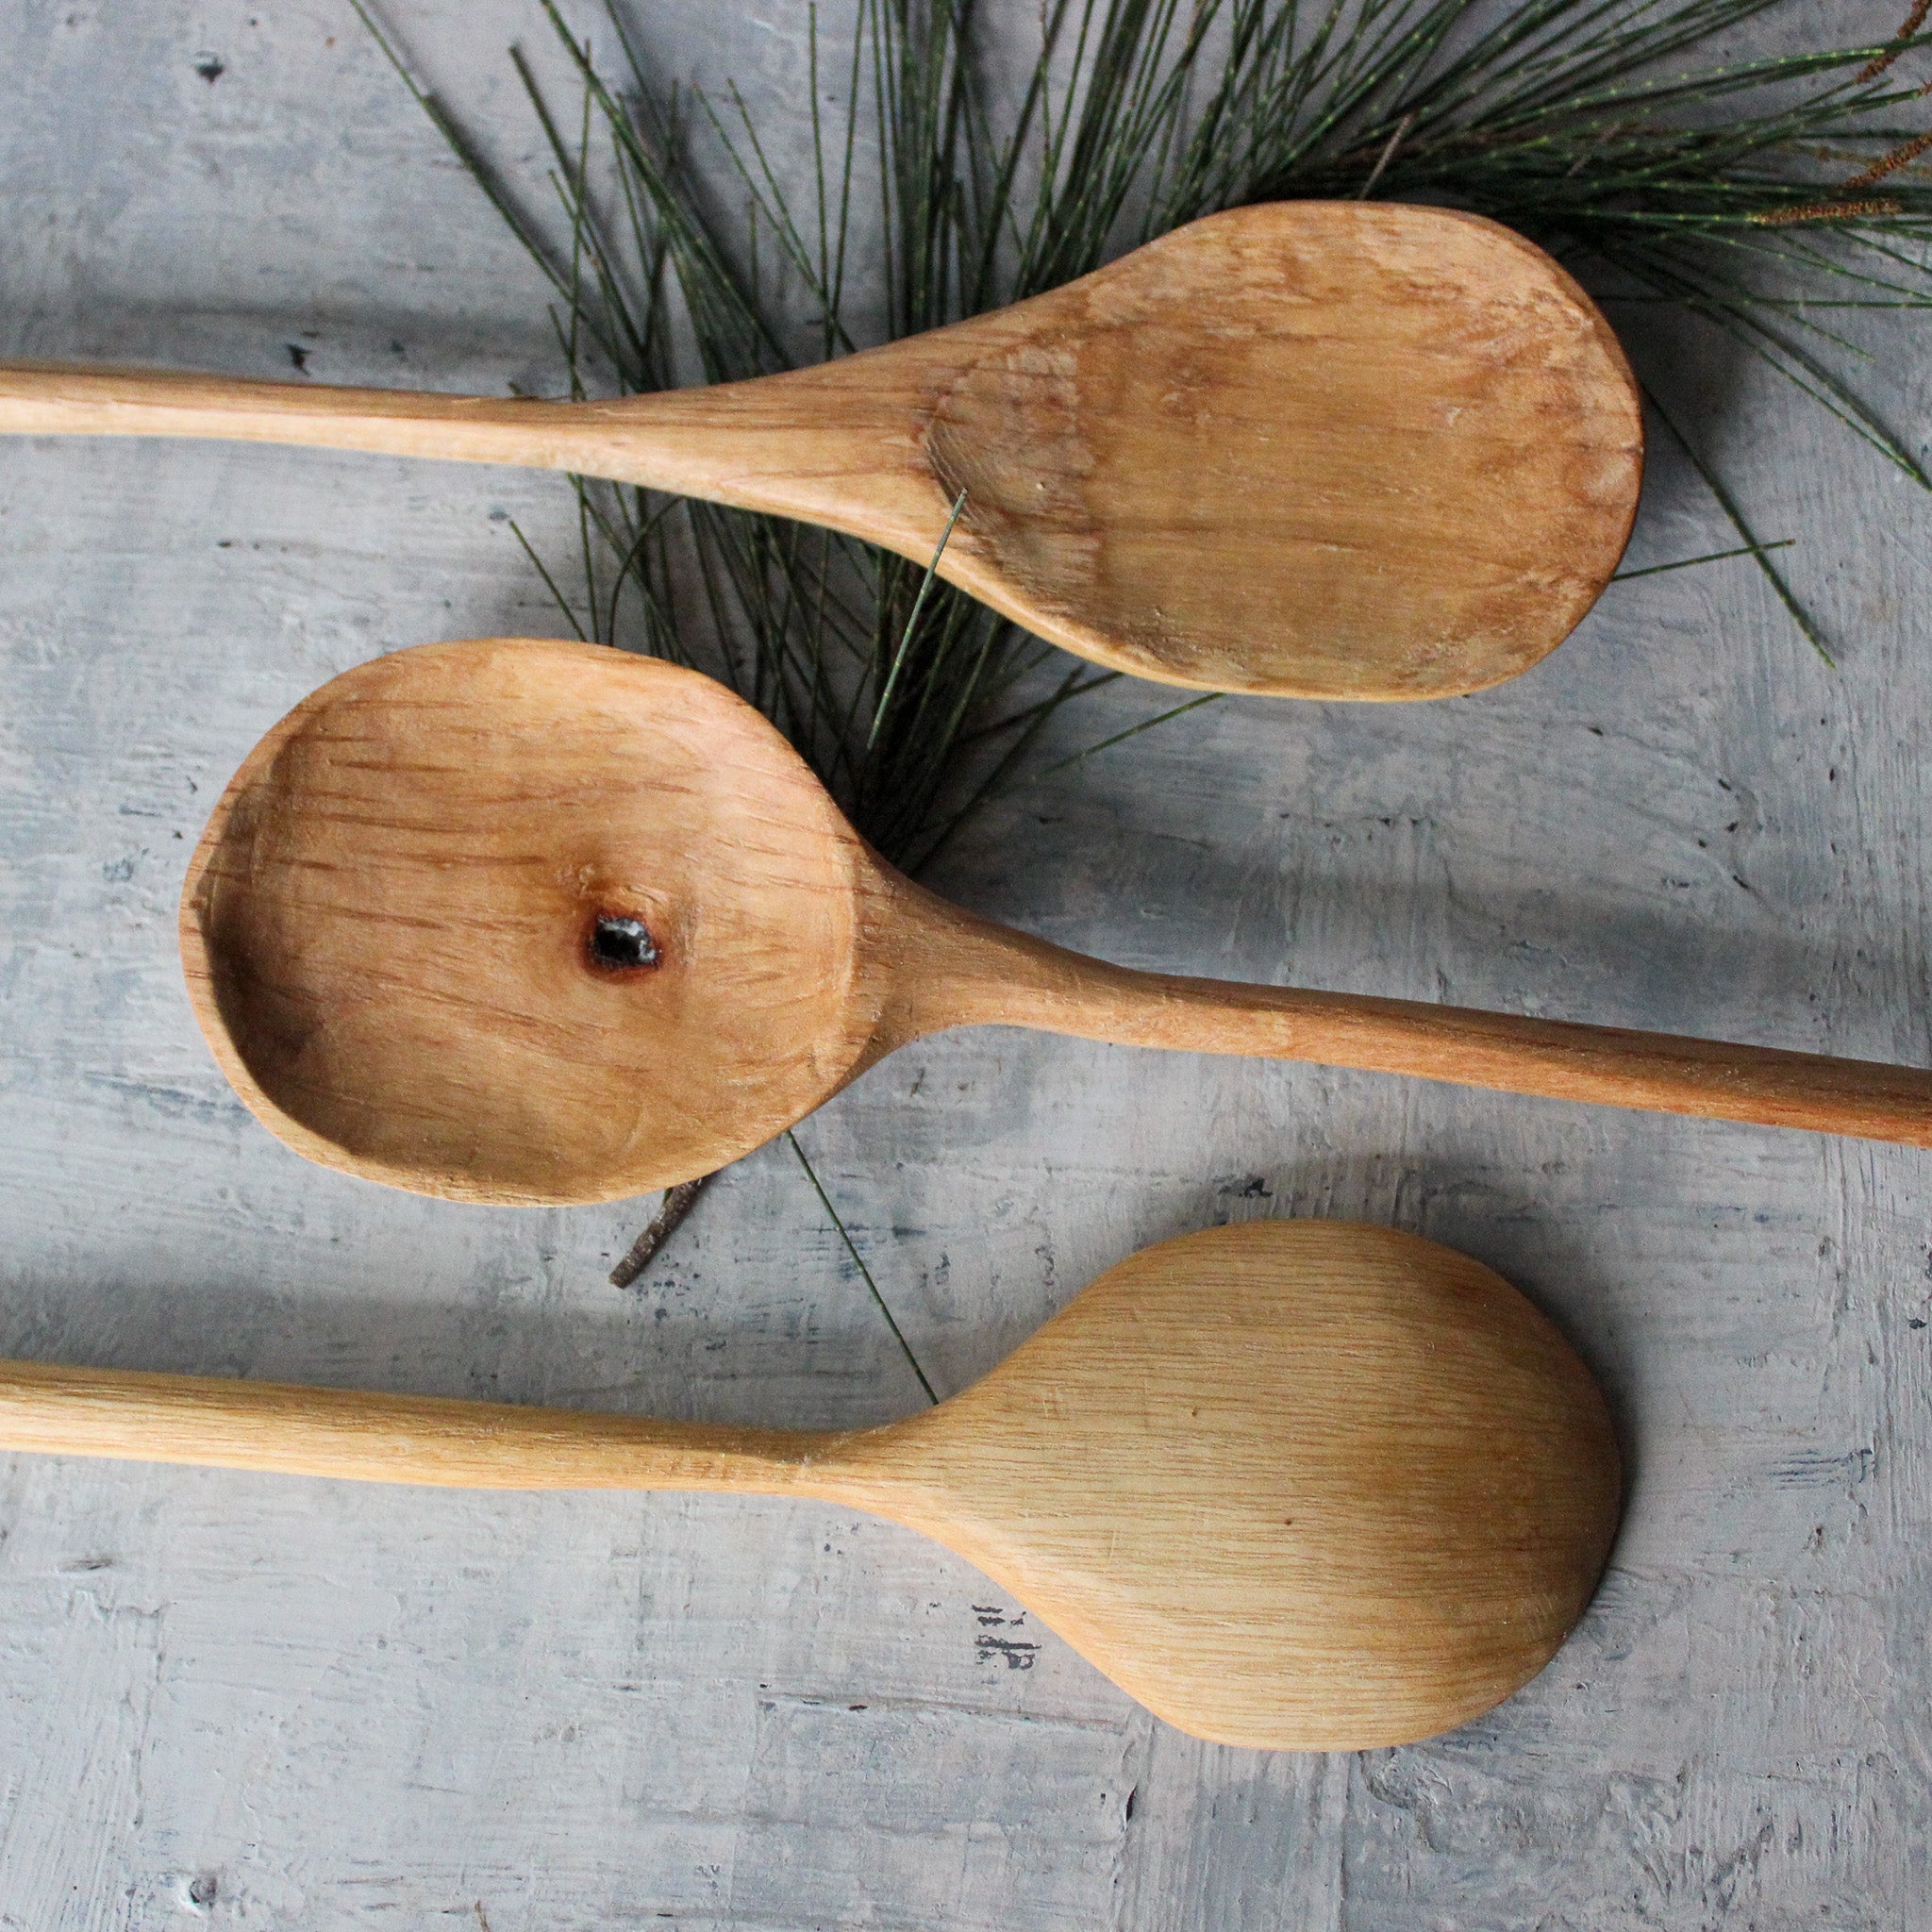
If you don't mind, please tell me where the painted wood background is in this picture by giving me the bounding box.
[2,2,1927,1924]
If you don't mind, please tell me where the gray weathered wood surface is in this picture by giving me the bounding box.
[3,3,1928,1925]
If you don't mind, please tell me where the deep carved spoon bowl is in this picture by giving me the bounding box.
[0,203,1642,698]
[181,638,1932,1207]
[0,1220,1622,1749]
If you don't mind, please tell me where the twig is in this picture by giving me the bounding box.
[609,1174,713,1288]
[1752,196,1906,225]
[1859,0,1932,82]
[1840,128,1932,191]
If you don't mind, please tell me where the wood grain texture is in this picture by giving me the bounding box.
[5,2,1932,1926]
[0,1222,1622,1751]
[181,635,1932,1207]
[0,201,1642,700]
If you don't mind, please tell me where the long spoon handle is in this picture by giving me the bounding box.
[0,360,941,549]
[902,894,1932,1146]
[0,359,642,471]
[0,1357,813,1492]
[1100,979,1932,1144]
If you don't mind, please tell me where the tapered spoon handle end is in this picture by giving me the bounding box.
[0,359,595,471]
[1274,994,1932,1146]
[0,1357,812,1493]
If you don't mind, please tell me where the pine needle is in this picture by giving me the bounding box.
[1612,538,1796,579]
[788,1131,938,1405]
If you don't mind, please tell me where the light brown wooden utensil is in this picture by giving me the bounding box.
[0,203,1641,699]
[0,1220,1621,1749]
[182,637,1932,1207]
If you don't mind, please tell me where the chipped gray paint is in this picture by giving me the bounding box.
[3,1,1930,1925]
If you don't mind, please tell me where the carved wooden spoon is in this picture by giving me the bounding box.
[0,204,1641,699]
[0,1220,1620,1749]
[181,638,1932,1205]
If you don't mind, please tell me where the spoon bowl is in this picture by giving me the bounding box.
[0,1219,1623,1749]
[183,637,1932,1206]
[185,639,882,1200]
[0,203,1642,698]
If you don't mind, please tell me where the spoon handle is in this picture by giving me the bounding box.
[1090,974,1932,1143]
[0,359,638,469]
[900,897,1932,1145]
[0,1357,813,1493]
[0,359,945,553]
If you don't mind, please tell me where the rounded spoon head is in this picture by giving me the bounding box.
[0,207,1639,702]
[913,203,1642,698]
[849,1219,1622,1750]
[0,1220,1618,1749]
[182,639,878,1203]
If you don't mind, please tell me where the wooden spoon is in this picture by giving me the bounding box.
[0,204,1641,699]
[181,638,1932,1207]
[0,1220,1621,1749]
